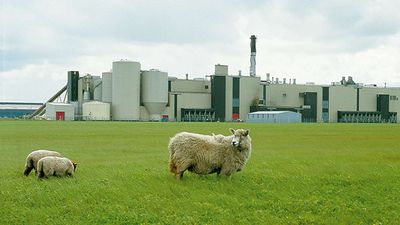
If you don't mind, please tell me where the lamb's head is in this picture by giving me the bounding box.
[230,128,250,148]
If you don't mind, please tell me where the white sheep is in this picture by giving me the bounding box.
[168,128,252,179]
[24,150,63,176]
[37,156,77,178]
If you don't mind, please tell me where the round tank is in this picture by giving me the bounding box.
[83,91,90,102]
[102,72,112,103]
[112,60,141,120]
[82,101,110,120]
[93,78,102,101]
[141,70,168,121]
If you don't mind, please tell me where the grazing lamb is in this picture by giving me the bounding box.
[169,128,252,179]
[211,133,226,142]
[37,156,77,178]
[24,150,62,176]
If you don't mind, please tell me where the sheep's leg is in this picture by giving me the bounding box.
[174,162,192,180]
[175,166,188,180]
[37,170,45,179]
[175,172,184,180]
[219,166,234,177]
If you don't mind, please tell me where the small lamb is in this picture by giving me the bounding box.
[37,156,77,178]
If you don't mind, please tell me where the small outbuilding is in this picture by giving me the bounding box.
[247,111,301,123]
[45,103,75,121]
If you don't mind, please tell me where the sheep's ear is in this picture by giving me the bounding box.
[229,128,235,134]
[244,129,249,136]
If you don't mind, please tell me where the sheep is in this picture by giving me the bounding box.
[23,150,63,176]
[37,156,77,178]
[168,128,252,179]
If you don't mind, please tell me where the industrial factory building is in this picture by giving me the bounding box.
[27,35,399,123]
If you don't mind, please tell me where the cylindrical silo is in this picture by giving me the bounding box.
[102,72,112,103]
[112,60,141,120]
[93,78,102,101]
[82,101,110,120]
[141,69,168,121]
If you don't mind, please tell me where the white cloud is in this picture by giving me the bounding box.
[1,0,400,102]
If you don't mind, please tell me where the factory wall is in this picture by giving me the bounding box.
[358,87,400,112]
[211,75,260,122]
[166,92,211,121]
[265,84,323,122]
[329,86,357,122]
[59,62,399,123]
[170,79,210,93]
[46,103,74,121]
[225,77,233,121]
[239,76,261,121]
[167,79,212,121]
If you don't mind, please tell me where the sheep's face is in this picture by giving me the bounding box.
[72,161,78,172]
[230,128,250,147]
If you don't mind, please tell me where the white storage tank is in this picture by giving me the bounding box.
[141,69,168,121]
[82,101,110,120]
[102,72,112,103]
[112,60,141,120]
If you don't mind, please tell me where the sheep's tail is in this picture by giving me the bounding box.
[37,160,44,178]
[23,158,34,176]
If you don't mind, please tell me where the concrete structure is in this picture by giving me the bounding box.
[41,35,399,123]
[101,72,112,103]
[112,60,141,120]
[247,111,301,123]
[82,101,110,120]
[250,35,257,77]
[93,77,102,101]
[256,82,399,123]
[211,66,261,121]
[141,70,168,121]
[45,103,74,120]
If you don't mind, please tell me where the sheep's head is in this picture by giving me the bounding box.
[230,128,250,148]
[71,161,78,171]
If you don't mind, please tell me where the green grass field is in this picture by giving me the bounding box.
[0,121,399,224]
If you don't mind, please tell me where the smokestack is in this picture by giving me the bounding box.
[250,35,257,77]
[185,73,188,80]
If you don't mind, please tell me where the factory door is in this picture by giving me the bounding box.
[56,112,65,120]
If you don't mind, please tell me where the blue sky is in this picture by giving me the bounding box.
[1,0,400,102]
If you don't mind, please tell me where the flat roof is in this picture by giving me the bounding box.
[249,111,298,114]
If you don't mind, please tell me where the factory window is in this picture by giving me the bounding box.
[205,85,209,89]
[390,95,397,101]
[322,100,329,109]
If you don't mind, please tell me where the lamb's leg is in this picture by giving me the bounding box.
[24,159,34,176]
[23,166,33,176]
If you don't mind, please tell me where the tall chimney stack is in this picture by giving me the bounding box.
[250,35,257,77]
